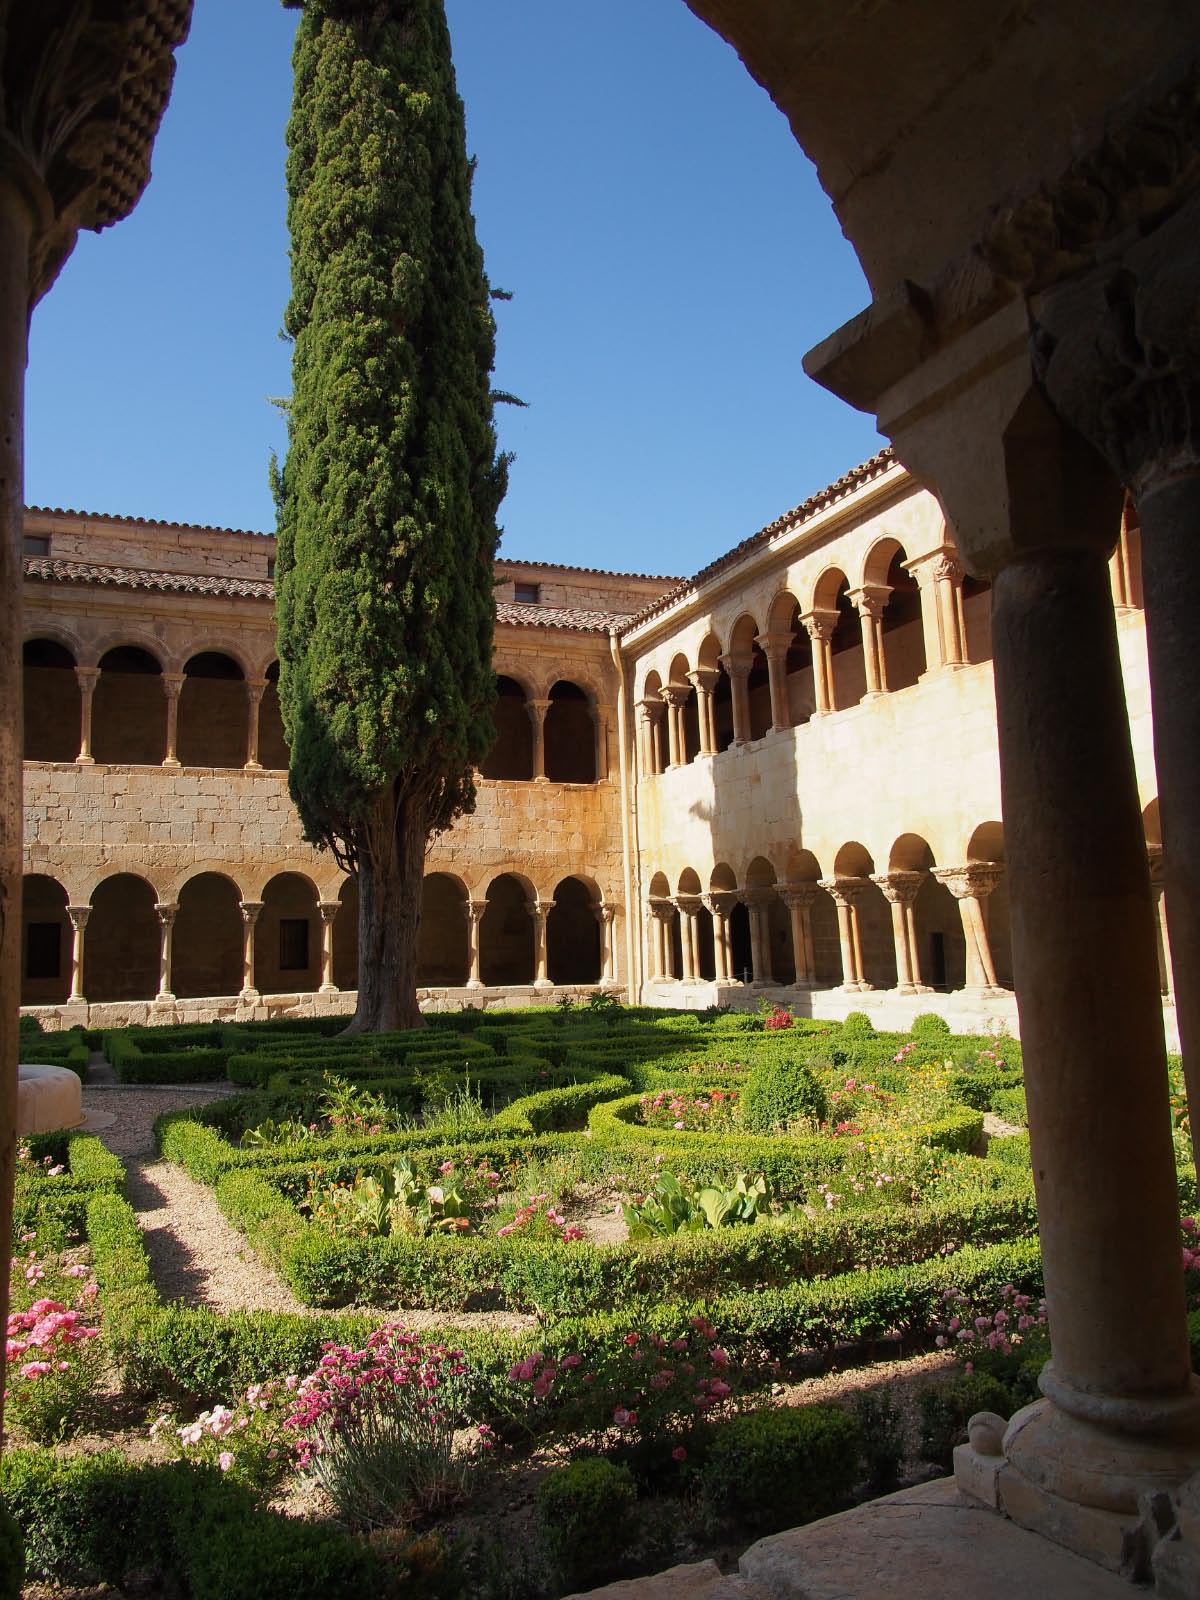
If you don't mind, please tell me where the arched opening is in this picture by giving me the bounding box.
[728,902,752,983]
[417,873,469,986]
[92,645,164,765]
[178,652,246,768]
[259,873,320,994]
[768,593,814,729]
[880,548,926,690]
[173,873,243,998]
[647,870,677,980]
[711,659,734,752]
[640,670,666,776]
[544,680,596,783]
[834,841,895,988]
[744,856,794,985]
[888,834,960,992]
[21,875,70,1005]
[480,676,533,780]
[259,661,289,770]
[547,876,601,983]
[480,873,534,986]
[827,577,866,711]
[23,639,79,762]
[730,615,771,741]
[333,876,359,991]
[85,874,159,1002]
[962,576,992,664]
[967,822,1012,989]
[668,654,700,764]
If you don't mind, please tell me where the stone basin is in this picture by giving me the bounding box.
[17,1063,85,1134]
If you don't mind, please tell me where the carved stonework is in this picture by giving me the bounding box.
[871,870,925,905]
[932,864,1004,901]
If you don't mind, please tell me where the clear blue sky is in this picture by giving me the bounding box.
[25,0,881,579]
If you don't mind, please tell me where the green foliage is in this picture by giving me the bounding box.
[853,1388,906,1494]
[910,1012,951,1040]
[621,1171,770,1239]
[699,1404,861,1533]
[918,1372,1011,1470]
[275,0,506,865]
[739,1055,828,1133]
[536,1457,636,1591]
[839,1011,876,1039]
[0,1498,23,1600]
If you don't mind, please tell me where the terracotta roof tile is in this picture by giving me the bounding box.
[496,601,623,633]
[23,558,273,601]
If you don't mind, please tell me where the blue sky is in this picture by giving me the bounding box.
[25,0,881,579]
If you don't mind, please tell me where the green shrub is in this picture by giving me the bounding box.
[739,1056,828,1133]
[839,1012,876,1039]
[853,1388,906,1495]
[918,1371,1011,1470]
[910,1013,951,1040]
[700,1404,860,1533]
[0,1497,23,1600]
[536,1456,636,1590]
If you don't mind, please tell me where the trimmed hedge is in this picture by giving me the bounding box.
[14,1133,125,1237]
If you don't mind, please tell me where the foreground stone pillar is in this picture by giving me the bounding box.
[779,884,819,986]
[466,899,485,988]
[527,699,550,782]
[66,906,90,1004]
[874,871,929,993]
[244,680,266,770]
[801,612,836,713]
[239,901,263,1000]
[529,900,551,987]
[162,673,184,767]
[317,902,339,993]
[154,902,177,1003]
[933,865,1004,993]
[688,669,717,755]
[74,667,98,764]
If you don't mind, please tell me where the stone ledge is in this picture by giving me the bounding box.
[564,1559,769,1600]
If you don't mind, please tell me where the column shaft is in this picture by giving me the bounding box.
[245,682,266,770]
[531,903,550,986]
[162,675,184,767]
[75,668,98,763]
[467,900,484,987]
[66,908,90,1004]
[239,902,263,1000]
[318,903,338,993]
[155,904,177,1002]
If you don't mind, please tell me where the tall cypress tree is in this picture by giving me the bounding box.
[275,0,506,1031]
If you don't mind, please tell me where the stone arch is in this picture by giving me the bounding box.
[85,873,160,1002]
[813,569,865,713]
[766,589,815,728]
[872,543,926,691]
[480,871,535,986]
[173,871,243,998]
[667,652,701,764]
[259,661,289,770]
[547,875,601,983]
[178,651,246,769]
[92,644,165,765]
[639,668,667,775]
[965,821,1012,989]
[888,833,963,992]
[21,874,70,1006]
[544,679,596,783]
[417,873,469,986]
[710,862,737,892]
[743,856,793,983]
[480,674,533,781]
[833,842,895,988]
[647,869,679,981]
[729,613,770,740]
[333,876,359,991]
[23,637,79,762]
[258,872,320,994]
[697,637,734,754]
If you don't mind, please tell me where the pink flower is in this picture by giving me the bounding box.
[623,1333,639,1347]
[672,1446,687,1461]
[440,1161,454,1174]
[218,1452,234,1472]
[19,1361,51,1378]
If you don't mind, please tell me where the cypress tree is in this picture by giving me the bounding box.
[274,0,506,1031]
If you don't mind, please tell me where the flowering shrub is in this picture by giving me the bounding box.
[5,1239,102,1441]
[151,1380,294,1493]
[495,1192,584,1243]
[1182,1217,1200,1308]
[824,1077,895,1136]
[306,1157,501,1239]
[797,1144,939,1214]
[762,1004,794,1032]
[638,1088,740,1133]
[285,1325,487,1528]
[934,1280,1049,1368]
[16,1141,65,1176]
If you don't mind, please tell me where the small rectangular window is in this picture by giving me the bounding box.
[22,535,50,558]
[266,557,276,580]
[26,922,61,980]
[513,581,540,604]
[279,918,310,971]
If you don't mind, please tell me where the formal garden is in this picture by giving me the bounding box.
[6,1002,1199,1598]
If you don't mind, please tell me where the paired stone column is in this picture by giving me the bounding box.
[755,631,793,731]
[527,699,550,782]
[907,546,968,670]
[154,902,178,1003]
[848,586,891,695]
[647,899,676,981]
[778,883,819,986]
[529,899,551,987]
[932,864,1004,993]
[161,673,184,767]
[636,698,665,777]
[466,899,486,988]
[594,705,612,781]
[873,871,930,993]
[800,611,837,714]
[74,666,99,763]
[740,888,775,986]
[703,891,735,981]
[238,901,263,1000]
[1147,847,1173,1000]
[820,878,870,990]
[66,906,90,1004]
[594,903,617,983]
[244,680,267,770]
[660,686,687,767]
[675,895,701,980]
[317,901,339,993]
[687,668,718,755]
[718,655,751,744]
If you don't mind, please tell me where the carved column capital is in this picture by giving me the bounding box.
[777,882,821,910]
[66,904,91,931]
[526,698,551,724]
[847,585,891,621]
[318,901,340,925]
[674,893,702,919]
[932,864,1004,900]
[161,672,185,700]
[74,666,100,690]
[647,896,676,923]
[702,891,738,919]
[154,901,178,927]
[686,668,717,694]
[659,685,690,709]
[593,903,618,926]
[799,608,838,644]
[871,870,926,905]
[717,653,750,682]
[239,900,264,926]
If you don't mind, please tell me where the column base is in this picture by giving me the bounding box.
[839,981,874,993]
[75,755,94,766]
[152,993,176,1006]
[533,978,553,989]
[466,979,484,990]
[896,983,934,996]
[318,983,339,995]
[162,758,181,769]
[238,988,260,1003]
[243,760,263,772]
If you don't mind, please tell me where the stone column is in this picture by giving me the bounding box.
[1109,510,1138,611]
[239,901,263,1001]
[527,699,550,782]
[648,900,675,981]
[661,686,685,767]
[317,901,339,993]
[1147,847,1173,1001]
[66,906,90,1004]
[466,899,485,988]
[162,673,184,768]
[873,871,930,993]
[908,547,968,670]
[820,879,868,990]
[675,896,700,980]
[719,655,751,744]
[244,679,267,770]
[687,668,717,755]
[848,586,891,695]
[932,864,1004,993]
[741,888,775,986]
[594,706,611,781]
[800,611,837,714]
[755,632,793,731]
[595,903,617,983]
[154,902,178,1003]
[74,666,99,764]
[779,883,819,986]
[704,892,735,981]
[529,899,551,987]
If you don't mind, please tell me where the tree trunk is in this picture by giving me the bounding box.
[345,789,427,1034]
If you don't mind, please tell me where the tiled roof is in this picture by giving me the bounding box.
[617,448,900,632]
[23,558,273,601]
[24,558,622,633]
[498,556,680,583]
[26,507,265,539]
